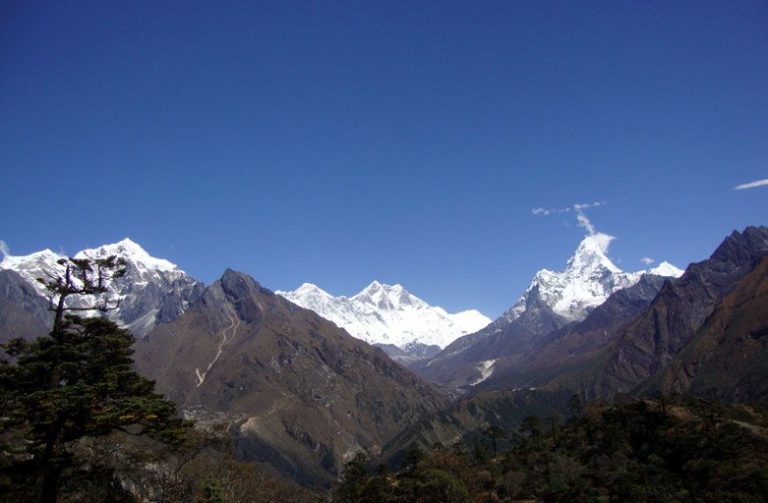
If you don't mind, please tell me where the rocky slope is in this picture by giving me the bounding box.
[276,281,490,363]
[586,226,768,399]
[135,270,447,487]
[0,239,204,337]
[645,256,768,401]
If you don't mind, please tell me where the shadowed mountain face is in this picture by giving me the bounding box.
[412,300,569,388]
[645,256,768,401]
[135,269,447,487]
[0,269,51,343]
[478,274,670,391]
[588,226,768,399]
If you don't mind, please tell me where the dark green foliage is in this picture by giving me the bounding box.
[0,254,188,502]
[333,398,768,502]
[0,316,190,501]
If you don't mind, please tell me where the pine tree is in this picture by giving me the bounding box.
[0,255,189,502]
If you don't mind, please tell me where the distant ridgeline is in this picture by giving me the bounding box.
[1,226,766,498]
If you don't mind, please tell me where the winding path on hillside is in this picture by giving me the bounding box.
[195,302,240,387]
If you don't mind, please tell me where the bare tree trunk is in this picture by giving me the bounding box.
[41,421,63,503]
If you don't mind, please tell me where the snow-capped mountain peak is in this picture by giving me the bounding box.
[294,282,332,296]
[0,248,64,274]
[350,281,426,310]
[277,282,491,353]
[566,233,622,274]
[648,261,684,278]
[0,239,203,337]
[506,233,681,323]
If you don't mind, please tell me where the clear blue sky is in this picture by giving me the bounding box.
[1,1,766,317]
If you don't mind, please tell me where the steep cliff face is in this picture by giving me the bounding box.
[590,226,768,399]
[645,256,768,401]
[135,270,446,487]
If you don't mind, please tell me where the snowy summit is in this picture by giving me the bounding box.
[506,232,683,323]
[0,238,201,337]
[277,281,491,351]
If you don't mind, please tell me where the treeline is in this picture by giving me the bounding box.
[334,397,768,502]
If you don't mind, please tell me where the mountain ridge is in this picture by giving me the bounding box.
[135,269,448,486]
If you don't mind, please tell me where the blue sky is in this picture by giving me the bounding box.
[1,1,766,317]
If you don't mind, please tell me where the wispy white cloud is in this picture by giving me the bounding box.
[640,257,655,265]
[734,178,768,190]
[533,201,606,237]
[531,207,570,216]
[574,201,607,211]
[531,200,606,217]
[0,240,9,257]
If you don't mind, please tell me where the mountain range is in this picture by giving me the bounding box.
[384,226,768,455]
[443,226,768,401]
[1,226,766,490]
[412,232,683,388]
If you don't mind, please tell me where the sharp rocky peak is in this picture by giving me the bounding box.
[220,268,260,290]
[566,233,622,275]
[505,231,680,323]
[710,226,768,265]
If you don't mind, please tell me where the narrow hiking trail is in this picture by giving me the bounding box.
[195,302,241,387]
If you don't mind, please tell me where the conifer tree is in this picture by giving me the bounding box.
[0,255,189,502]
